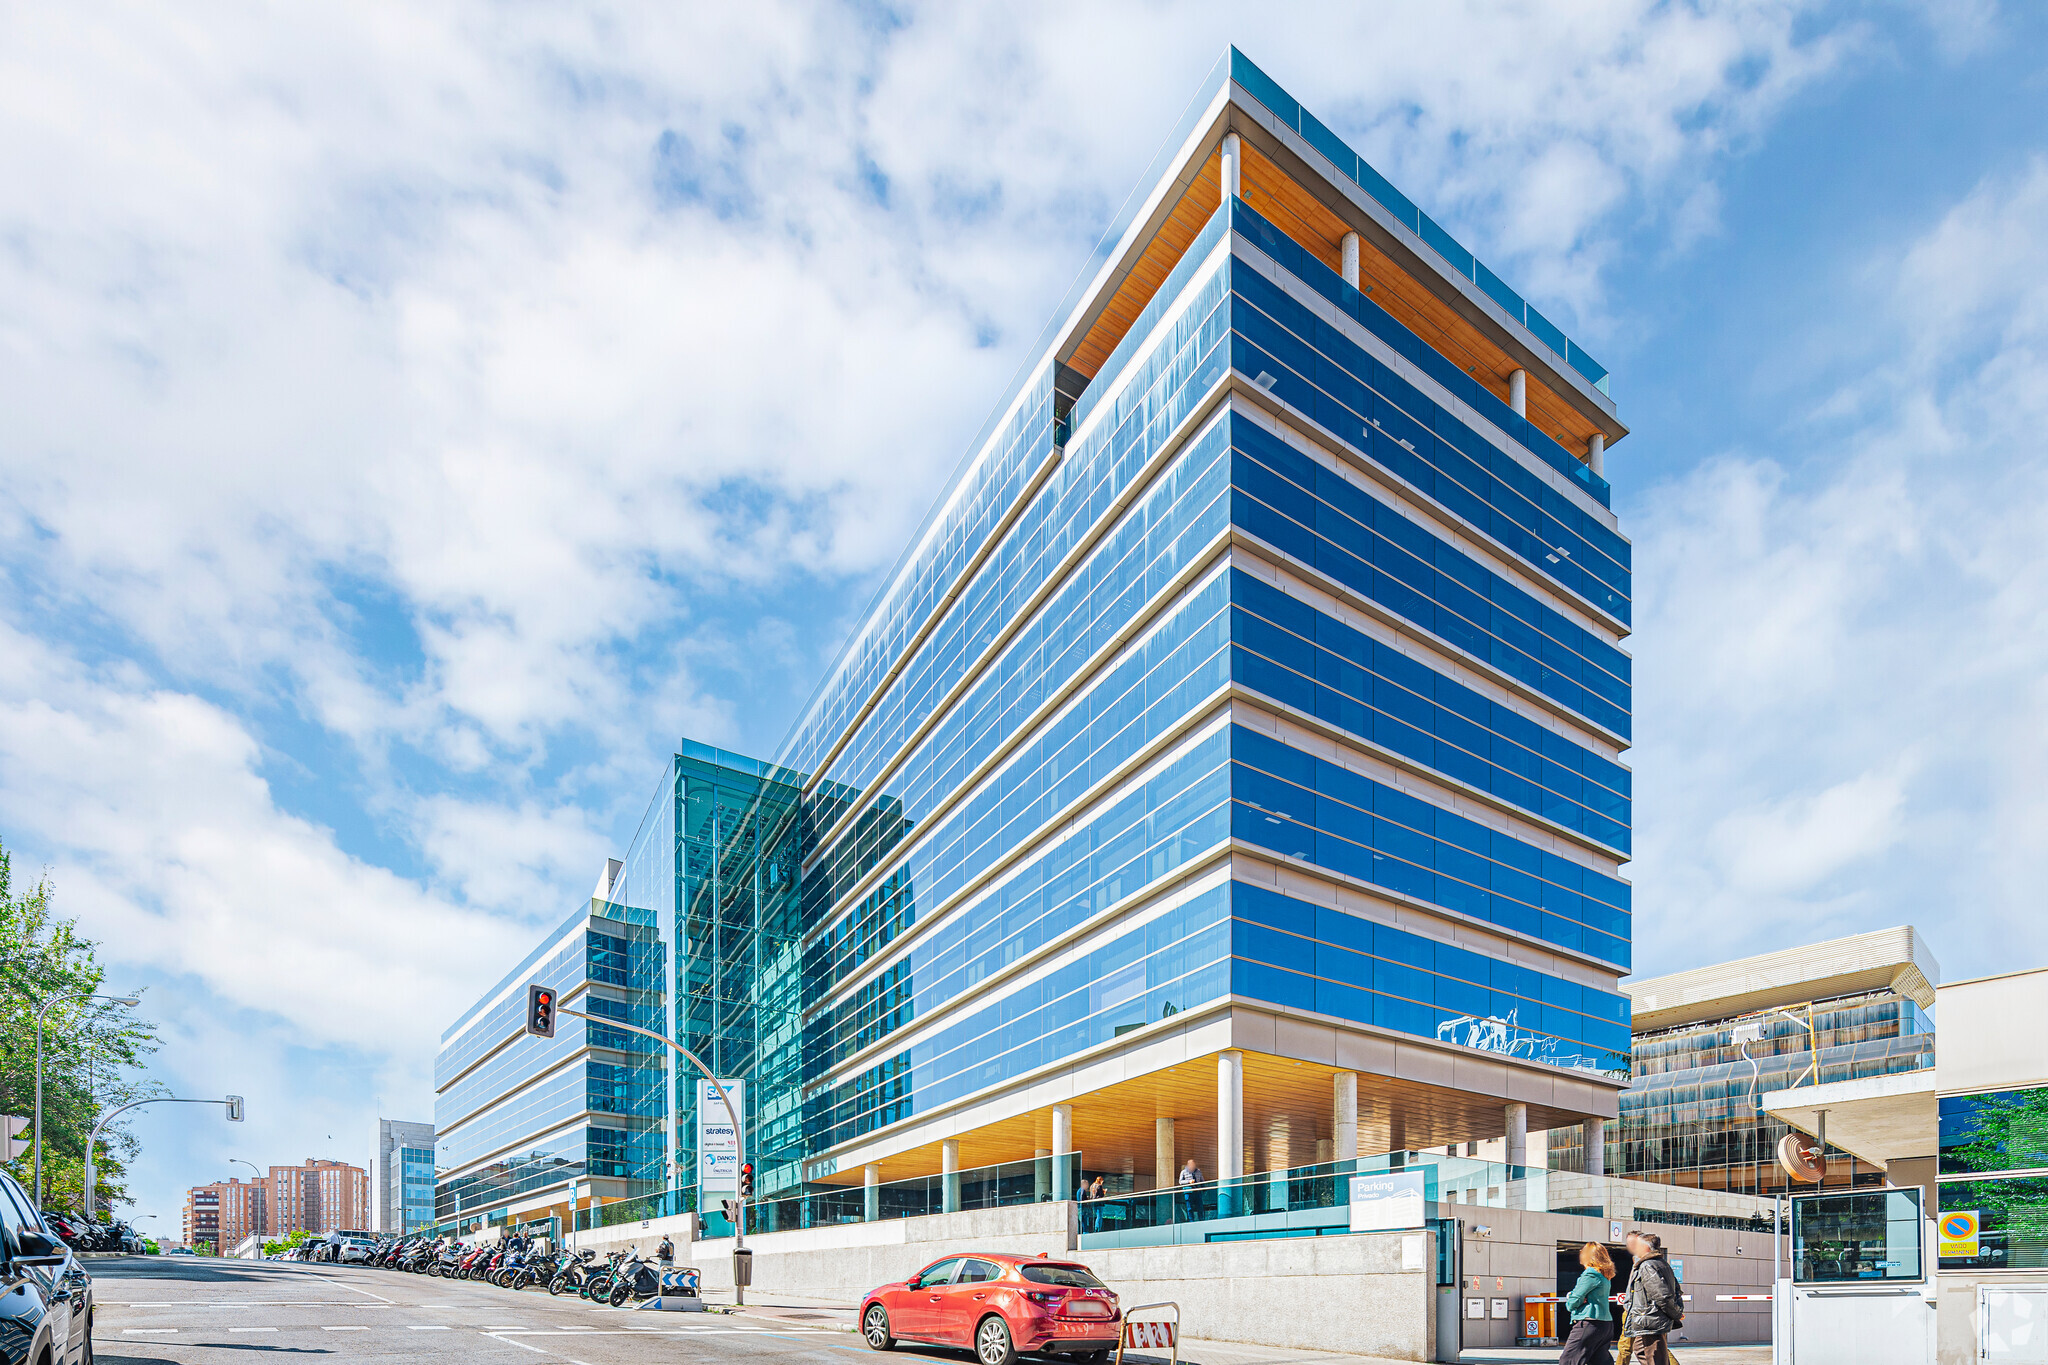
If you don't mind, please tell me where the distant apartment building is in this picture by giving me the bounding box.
[267,1158,368,1235]
[180,1176,265,1251]
[1550,926,1939,1198]
[370,1118,436,1233]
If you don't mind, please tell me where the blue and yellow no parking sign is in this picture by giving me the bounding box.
[1939,1210,1980,1258]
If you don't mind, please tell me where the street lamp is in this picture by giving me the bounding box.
[84,1095,244,1222]
[35,992,139,1207]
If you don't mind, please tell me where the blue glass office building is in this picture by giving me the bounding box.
[437,48,1635,1228]
[432,880,667,1228]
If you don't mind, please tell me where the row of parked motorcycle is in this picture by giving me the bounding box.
[42,1210,146,1254]
[349,1234,678,1307]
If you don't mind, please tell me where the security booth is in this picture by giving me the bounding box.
[1775,1187,1936,1365]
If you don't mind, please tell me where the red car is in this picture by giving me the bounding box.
[861,1252,1122,1365]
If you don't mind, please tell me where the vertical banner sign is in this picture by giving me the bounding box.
[697,1079,745,1194]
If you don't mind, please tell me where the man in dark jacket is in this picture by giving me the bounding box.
[1622,1231,1684,1363]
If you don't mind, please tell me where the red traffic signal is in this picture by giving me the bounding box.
[738,1162,754,1200]
[526,984,556,1038]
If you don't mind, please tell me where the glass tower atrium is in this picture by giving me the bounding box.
[439,47,1636,1229]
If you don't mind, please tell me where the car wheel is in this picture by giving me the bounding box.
[81,1315,95,1365]
[861,1304,894,1351]
[974,1315,1017,1365]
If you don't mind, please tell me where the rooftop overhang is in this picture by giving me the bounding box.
[1628,925,1939,1034]
[1762,1070,1939,1171]
[1049,62,1625,471]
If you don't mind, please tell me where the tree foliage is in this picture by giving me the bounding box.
[0,837,163,1213]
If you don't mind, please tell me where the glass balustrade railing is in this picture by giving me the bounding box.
[573,1153,1084,1236]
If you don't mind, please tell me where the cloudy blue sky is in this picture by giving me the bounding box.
[4,1,2045,1227]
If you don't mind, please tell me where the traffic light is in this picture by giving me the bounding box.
[738,1162,754,1200]
[0,1116,28,1159]
[526,984,556,1038]
[720,1199,738,1225]
[225,1095,244,1123]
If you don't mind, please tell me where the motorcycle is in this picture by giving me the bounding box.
[605,1248,662,1307]
[548,1249,597,1297]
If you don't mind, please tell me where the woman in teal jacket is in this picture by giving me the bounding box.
[1561,1240,1616,1365]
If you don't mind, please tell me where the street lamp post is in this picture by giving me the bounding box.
[84,1096,244,1222]
[552,1006,749,1304]
[34,991,139,1208]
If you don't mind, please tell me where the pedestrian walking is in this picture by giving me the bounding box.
[656,1234,674,1267]
[1177,1158,1202,1221]
[1560,1241,1616,1365]
[1620,1230,1684,1365]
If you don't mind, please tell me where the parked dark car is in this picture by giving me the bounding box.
[0,1170,94,1365]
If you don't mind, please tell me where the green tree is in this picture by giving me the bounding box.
[1950,1090,2048,1175]
[0,837,164,1214]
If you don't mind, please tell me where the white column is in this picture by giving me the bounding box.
[1583,1118,1605,1178]
[1509,368,1527,417]
[1218,1051,1244,1179]
[1341,231,1361,290]
[1155,1117,1176,1191]
[942,1139,961,1214]
[1034,1147,1051,1202]
[863,1163,881,1223]
[1505,1103,1529,1170]
[1333,1071,1359,1162]
[1220,133,1241,203]
[1052,1104,1074,1200]
[1588,432,1606,478]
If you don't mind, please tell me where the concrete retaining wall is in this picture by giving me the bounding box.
[574,1202,1078,1305]
[573,1202,1434,1359]
[1071,1229,1435,1359]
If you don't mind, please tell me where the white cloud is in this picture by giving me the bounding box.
[0,621,526,1055]
[1631,157,2048,978]
[0,0,1905,1220]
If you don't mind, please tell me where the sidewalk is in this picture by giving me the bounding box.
[704,1293,1759,1365]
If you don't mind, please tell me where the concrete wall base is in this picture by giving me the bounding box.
[1072,1229,1436,1359]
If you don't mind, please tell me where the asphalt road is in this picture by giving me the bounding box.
[91,1258,880,1365]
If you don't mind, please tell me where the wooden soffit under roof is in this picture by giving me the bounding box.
[1060,126,1617,467]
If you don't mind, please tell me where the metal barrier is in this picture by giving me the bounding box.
[1114,1301,1179,1365]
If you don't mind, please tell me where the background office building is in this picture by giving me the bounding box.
[370,1118,437,1234]
[443,48,1634,1229]
[431,868,664,1233]
[1550,926,1939,1197]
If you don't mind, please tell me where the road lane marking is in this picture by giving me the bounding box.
[229,1327,277,1333]
[305,1271,393,1304]
[487,1336,550,1355]
[322,1325,370,1331]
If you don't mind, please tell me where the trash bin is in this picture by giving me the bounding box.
[732,1248,753,1288]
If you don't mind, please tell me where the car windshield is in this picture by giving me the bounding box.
[1021,1264,1104,1288]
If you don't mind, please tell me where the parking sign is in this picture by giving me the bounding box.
[1939,1210,1980,1258]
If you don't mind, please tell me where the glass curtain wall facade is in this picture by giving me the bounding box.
[432,900,665,1228]
[473,47,1636,1219]
[1939,1085,2048,1270]
[1573,990,1935,1196]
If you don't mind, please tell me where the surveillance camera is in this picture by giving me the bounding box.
[1469,1225,1493,1239]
